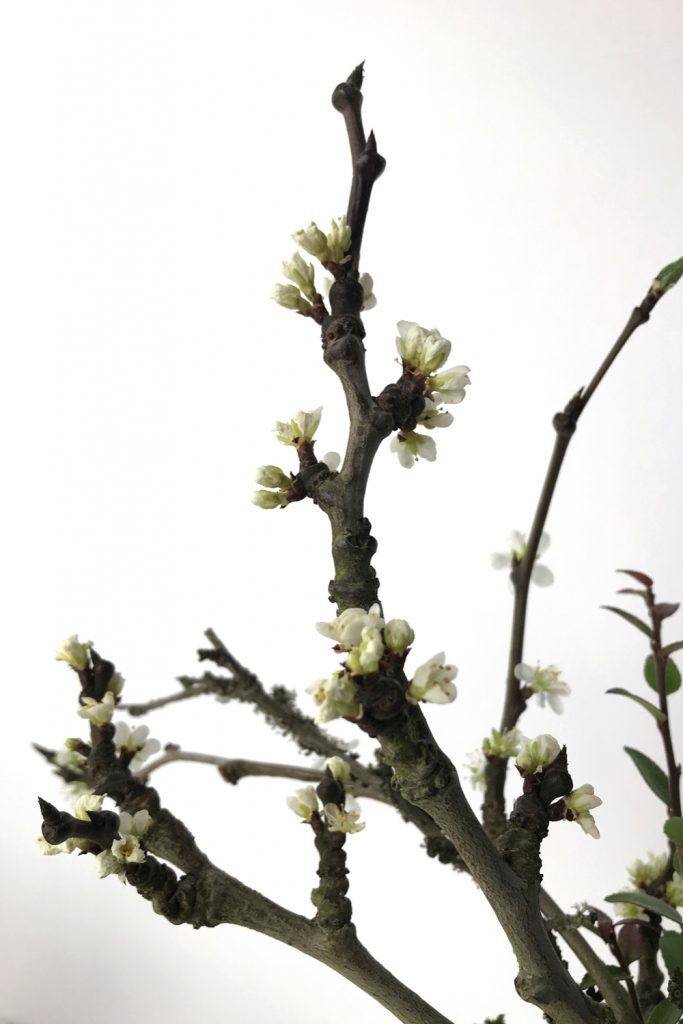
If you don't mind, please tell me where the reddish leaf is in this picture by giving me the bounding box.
[593,909,614,942]
[616,588,650,600]
[653,602,680,622]
[616,920,646,964]
[617,569,654,587]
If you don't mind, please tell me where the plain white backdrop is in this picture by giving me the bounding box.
[3,3,683,1022]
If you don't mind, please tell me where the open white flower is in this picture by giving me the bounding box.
[316,604,384,649]
[77,691,116,728]
[515,734,561,774]
[323,796,365,833]
[396,321,451,374]
[407,652,457,704]
[55,635,93,671]
[514,663,570,713]
[564,784,602,839]
[111,809,151,865]
[274,407,322,447]
[628,851,668,887]
[390,430,437,469]
[427,365,471,405]
[417,398,454,430]
[74,793,104,821]
[37,836,79,856]
[491,531,554,586]
[54,741,87,771]
[465,751,487,790]
[346,625,384,676]
[287,786,319,821]
[114,723,161,769]
[307,672,362,724]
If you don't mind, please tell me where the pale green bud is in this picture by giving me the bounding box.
[252,489,285,510]
[324,756,351,784]
[254,465,289,488]
[271,283,311,312]
[287,786,319,821]
[383,618,415,653]
[326,215,352,264]
[515,734,561,775]
[292,222,329,259]
[281,252,317,300]
[55,635,93,671]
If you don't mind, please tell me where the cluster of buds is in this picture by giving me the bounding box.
[252,408,340,510]
[391,320,471,468]
[287,757,365,834]
[466,729,523,791]
[309,605,457,724]
[514,735,602,838]
[615,853,683,918]
[491,531,554,587]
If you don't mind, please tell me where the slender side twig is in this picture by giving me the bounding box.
[485,289,665,832]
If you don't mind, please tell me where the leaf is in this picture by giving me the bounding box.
[653,256,683,295]
[654,602,681,622]
[624,747,671,806]
[617,588,650,600]
[606,688,667,722]
[665,817,683,844]
[661,931,683,973]
[606,890,682,925]
[602,605,653,638]
[617,919,647,963]
[644,655,682,696]
[618,568,654,587]
[647,999,682,1024]
[663,640,683,658]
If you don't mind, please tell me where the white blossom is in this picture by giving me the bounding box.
[627,851,668,887]
[360,272,377,310]
[427,365,471,404]
[321,451,341,472]
[346,626,384,676]
[109,671,125,697]
[324,756,351,784]
[77,691,116,728]
[287,786,319,821]
[316,604,384,649]
[383,618,415,654]
[74,793,104,821]
[407,652,458,704]
[396,321,451,374]
[55,635,93,671]
[110,809,151,865]
[118,809,152,838]
[514,663,570,713]
[36,836,79,856]
[417,398,454,430]
[95,849,125,879]
[254,465,290,489]
[390,430,437,469]
[482,727,523,759]
[325,215,352,264]
[564,784,602,839]
[323,797,365,833]
[666,874,683,907]
[307,672,362,724]
[114,723,161,769]
[491,530,554,586]
[54,741,87,771]
[465,751,487,790]
[274,407,322,447]
[515,734,561,774]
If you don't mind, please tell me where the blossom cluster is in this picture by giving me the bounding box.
[252,408,340,510]
[491,531,554,587]
[615,852,683,918]
[391,321,471,469]
[514,662,570,714]
[309,605,457,723]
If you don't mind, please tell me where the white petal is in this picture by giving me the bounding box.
[536,532,551,555]
[490,552,512,570]
[531,564,554,587]
[514,663,535,683]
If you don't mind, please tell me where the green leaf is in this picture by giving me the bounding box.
[665,817,683,844]
[606,688,667,722]
[602,605,653,638]
[663,640,683,658]
[644,655,682,696]
[606,890,682,925]
[647,999,682,1024]
[661,931,683,973]
[653,256,683,295]
[624,746,671,806]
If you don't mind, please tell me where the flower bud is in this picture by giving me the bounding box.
[326,215,351,264]
[254,465,289,489]
[271,283,311,313]
[252,489,286,510]
[515,734,561,775]
[292,222,329,259]
[55,635,93,671]
[383,618,415,653]
[281,252,316,299]
[324,756,351,784]
[286,786,319,821]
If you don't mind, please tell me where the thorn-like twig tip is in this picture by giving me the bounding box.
[348,62,365,89]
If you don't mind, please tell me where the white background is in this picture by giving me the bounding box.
[3,3,683,1022]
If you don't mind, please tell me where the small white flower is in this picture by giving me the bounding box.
[514,663,571,713]
[465,751,487,790]
[287,786,320,821]
[281,252,317,300]
[74,793,104,821]
[118,809,152,838]
[316,604,384,649]
[54,741,87,771]
[564,784,602,839]
[360,272,376,310]
[77,691,116,728]
[491,531,554,586]
[324,756,351,784]
[321,451,341,472]
[482,727,523,759]
[407,652,458,704]
[274,407,322,447]
[55,635,93,671]
[383,618,415,654]
[36,836,78,856]
[515,734,561,774]
[427,365,471,404]
[323,796,365,833]
[346,625,384,676]
[111,834,145,864]
[390,430,437,469]
[271,283,312,313]
[307,672,362,724]
[628,851,668,887]
[114,723,161,769]
[417,397,454,430]
[292,222,329,259]
[95,849,124,878]
[396,321,451,374]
